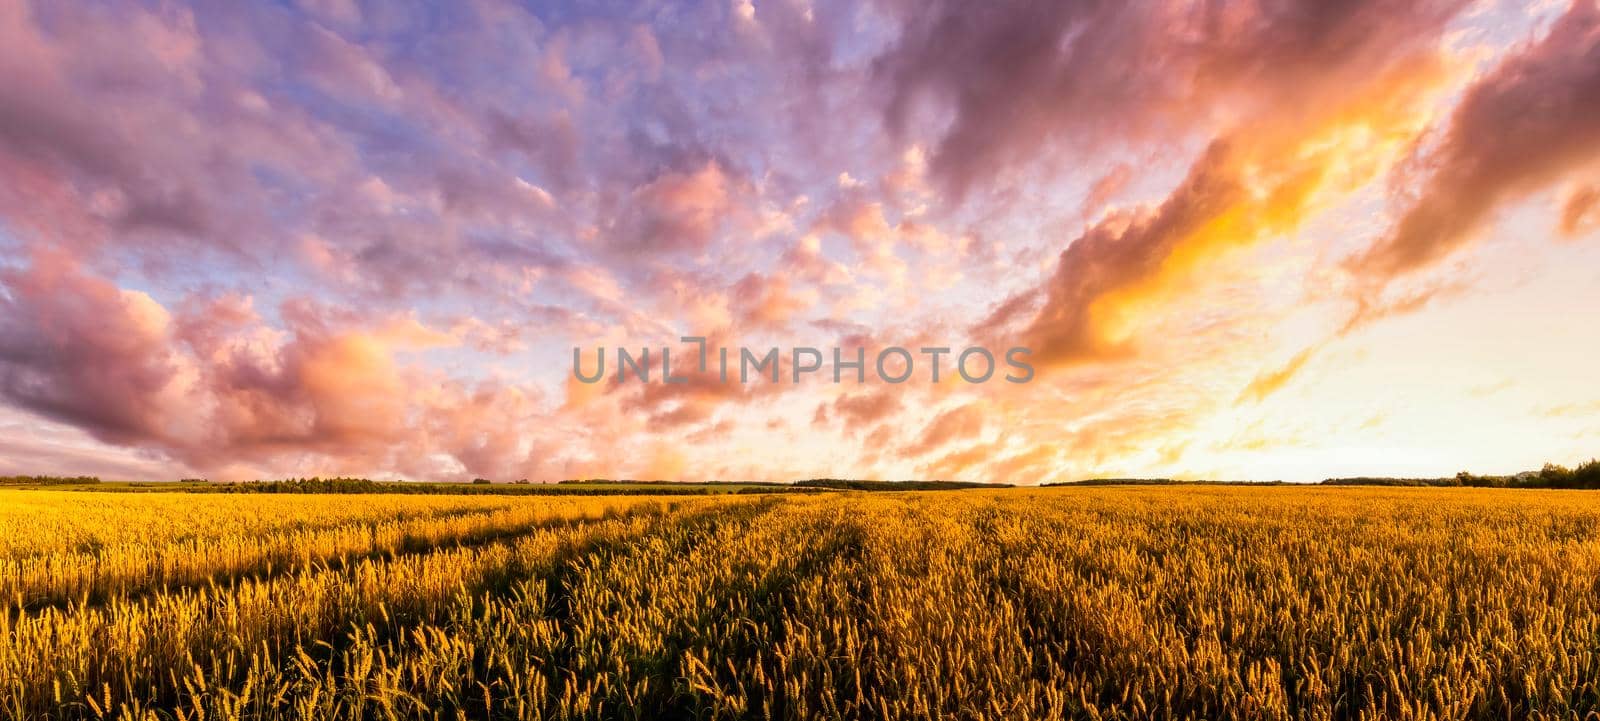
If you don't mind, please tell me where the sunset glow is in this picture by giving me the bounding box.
[1,0,1596,483]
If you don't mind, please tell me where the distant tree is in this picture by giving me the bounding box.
[0,475,101,485]
[794,479,1011,491]
[472,478,493,485]
[1574,460,1600,489]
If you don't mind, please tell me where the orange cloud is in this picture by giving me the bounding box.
[1560,184,1600,237]
[1012,51,1454,367]
[1237,345,1319,404]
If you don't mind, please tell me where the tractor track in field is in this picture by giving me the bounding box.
[18,498,777,720]
[3,500,696,615]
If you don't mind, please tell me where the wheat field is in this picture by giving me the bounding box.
[1,487,1598,720]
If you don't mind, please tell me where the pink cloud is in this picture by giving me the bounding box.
[899,403,985,459]
[1354,0,1600,280]
[813,390,903,433]
[0,253,563,480]
[605,161,736,254]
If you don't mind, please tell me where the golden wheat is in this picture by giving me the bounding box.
[0,487,1597,720]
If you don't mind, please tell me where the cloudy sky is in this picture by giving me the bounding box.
[1,0,1597,483]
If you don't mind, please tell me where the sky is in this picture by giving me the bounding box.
[0,0,1597,484]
